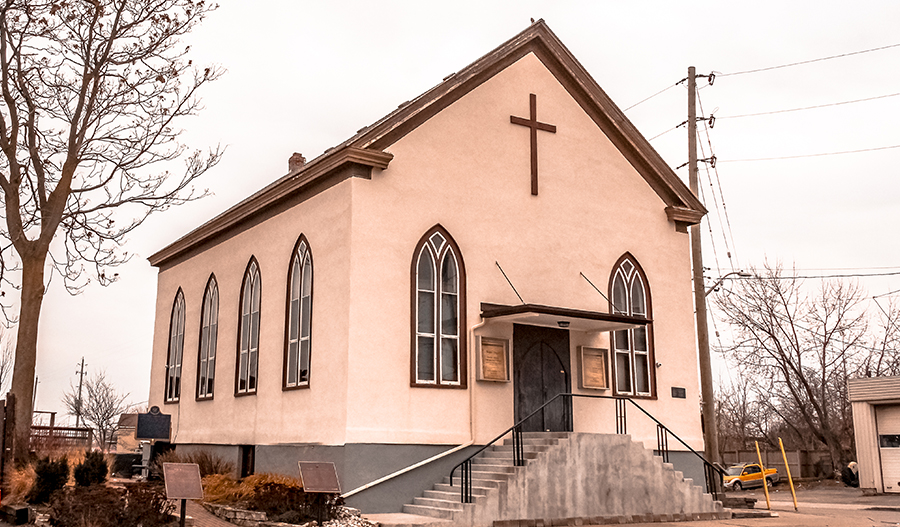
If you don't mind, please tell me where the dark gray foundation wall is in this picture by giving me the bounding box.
[174,442,481,513]
[656,450,707,491]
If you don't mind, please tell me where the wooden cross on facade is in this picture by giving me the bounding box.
[510,93,557,195]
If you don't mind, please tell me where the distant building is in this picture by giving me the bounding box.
[115,413,139,453]
[146,21,709,513]
[849,376,900,493]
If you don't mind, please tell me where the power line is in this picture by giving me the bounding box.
[718,91,900,119]
[719,42,900,77]
[740,270,900,280]
[624,83,678,111]
[719,143,900,163]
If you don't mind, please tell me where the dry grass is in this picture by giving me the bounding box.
[153,449,235,478]
[201,472,304,505]
[4,464,36,505]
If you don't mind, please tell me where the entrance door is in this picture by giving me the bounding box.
[513,324,572,432]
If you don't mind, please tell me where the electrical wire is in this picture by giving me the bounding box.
[624,83,678,111]
[718,42,900,77]
[717,92,900,119]
[697,92,739,270]
[719,143,900,163]
[737,270,900,280]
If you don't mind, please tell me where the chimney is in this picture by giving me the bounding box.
[288,152,306,172]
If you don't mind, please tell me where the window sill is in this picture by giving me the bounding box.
[410,382,467,389]
[283,383,310,392]
[234,390,257,398]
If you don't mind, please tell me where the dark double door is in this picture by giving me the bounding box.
[513,324,572,432]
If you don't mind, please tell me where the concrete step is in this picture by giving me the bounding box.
[521,431,570,439]
[471,456,523,465]
[423,489,485,502]
[402,504,459,520]
[363,512,454,527]
[480,449,539,460]
[501,437,560,446]
[490,444,549,453]
[465,463,517,473]
[412,497,465,510]
[470,470,513,481]
[433,482,491,495]
[441,476,504,488]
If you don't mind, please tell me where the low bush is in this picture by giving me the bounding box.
[48,482,173,527]
[73,450,109,486]
[152,448,234,478]
[27,456,69,504]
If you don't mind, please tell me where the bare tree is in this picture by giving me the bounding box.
[714,263,870,471]
[0,325,13,394]
[0,0,222,460]
[63,371,130,451]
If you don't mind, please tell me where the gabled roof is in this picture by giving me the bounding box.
[149,20,705,268]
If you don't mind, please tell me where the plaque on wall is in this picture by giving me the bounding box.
[478,337,510,382]
[578,347,609,390]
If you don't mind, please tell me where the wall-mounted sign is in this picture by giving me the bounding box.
[578,347,608,390]
[478,337,509,382]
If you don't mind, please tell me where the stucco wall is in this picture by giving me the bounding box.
[344,52,701,450]
[149,181,354,446]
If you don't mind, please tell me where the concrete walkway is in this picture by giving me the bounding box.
[183,500,234,527]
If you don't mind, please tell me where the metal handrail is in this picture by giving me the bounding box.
[450,393,726,503]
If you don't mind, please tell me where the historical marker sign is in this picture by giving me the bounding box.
[298,462,341,493]
[136,406,171,440]
[163,463,203,500]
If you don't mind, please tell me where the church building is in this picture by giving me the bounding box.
[147,21,710,516]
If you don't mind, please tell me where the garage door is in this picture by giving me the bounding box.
[876,405,900,493]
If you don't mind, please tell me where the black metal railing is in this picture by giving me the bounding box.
[449,393,725,503]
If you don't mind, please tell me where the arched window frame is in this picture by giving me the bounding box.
[410,225,467,388]
[608,253,656,398]
[283,236,313,390]
[164,289,186,403]
[196,275,219,400]
[236,258,262,396]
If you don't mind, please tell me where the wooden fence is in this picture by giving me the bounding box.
[722,449,835,478]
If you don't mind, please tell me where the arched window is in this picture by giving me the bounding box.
[237,259,261,395]
[197,276,218,400]
[284,237,313,389]
[165,290,186,403]
[411,226,466,387]
[609,254,654,397]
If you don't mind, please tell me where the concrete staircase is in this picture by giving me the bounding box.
[397,432,729,527]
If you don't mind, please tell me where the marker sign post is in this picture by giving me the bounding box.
[298,462,341,525]
[163,463,203,527]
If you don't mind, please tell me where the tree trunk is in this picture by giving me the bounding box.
[9,253,47,464]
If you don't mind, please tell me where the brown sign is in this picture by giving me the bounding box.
[298,462,341,493]
[163,463,203,500]
[479,337,509,382]
[579,347,608,390]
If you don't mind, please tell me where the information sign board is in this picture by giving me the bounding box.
[298,462,341,493]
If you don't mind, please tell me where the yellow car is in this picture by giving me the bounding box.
[724,463,778,491]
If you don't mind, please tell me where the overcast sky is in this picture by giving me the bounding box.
[26,1,900,422]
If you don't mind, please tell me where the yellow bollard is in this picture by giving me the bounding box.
[755,441,771,510]
[779,437,798,511]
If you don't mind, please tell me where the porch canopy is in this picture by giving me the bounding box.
[480,302,649,332]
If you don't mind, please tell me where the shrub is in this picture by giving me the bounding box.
[152,448,234,479]
[202,473,242,504]
[48,482,173,527]
[27,456,69,504]
[73,450,109,486]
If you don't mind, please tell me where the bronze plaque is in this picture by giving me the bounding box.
[298,462,341,493]
[480,337,509,382]
[163,463,203,500]
[580,347,608,390]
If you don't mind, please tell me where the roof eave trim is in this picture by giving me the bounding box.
[148,146,393,267]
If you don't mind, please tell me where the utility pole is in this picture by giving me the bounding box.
[75,357,86,428]
[688,66,720,466]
